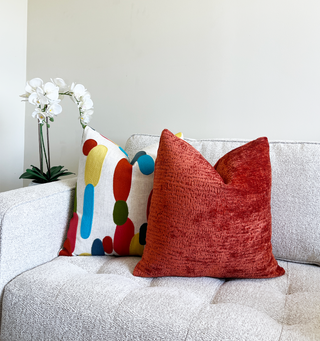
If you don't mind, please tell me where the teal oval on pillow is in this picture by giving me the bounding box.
[137,155,155,175]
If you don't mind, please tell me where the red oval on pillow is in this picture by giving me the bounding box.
[83,139,98,156]
[103,236,113,254]
[114,218,135,256]
[113,159,132,201]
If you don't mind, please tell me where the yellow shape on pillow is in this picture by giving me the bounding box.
[85,145,108,186]
[129,233,144,256]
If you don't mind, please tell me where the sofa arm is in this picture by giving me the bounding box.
[0,178,76,300]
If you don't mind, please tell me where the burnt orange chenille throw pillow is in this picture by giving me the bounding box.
[133,129,285,279]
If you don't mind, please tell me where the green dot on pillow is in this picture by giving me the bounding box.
[113,200,129,226]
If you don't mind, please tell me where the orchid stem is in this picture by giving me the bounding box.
[39,124,50,175]
[38,122,43,174]
[46,117,51,178]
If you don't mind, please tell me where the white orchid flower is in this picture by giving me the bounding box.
[43,82,59,101]
[71,83,87,101]
[28,85,51,107]
[20,94,29,101]
[80,92,91,102]
[46,102,62,117]
[80,97,94,110]
[32,108,46,124]
[27,87,48,107]
[80,113,91,125]
[37,87,50,105]
[82,109,94,116]
[28,92,40,106]
[51,78,68,92]
[25,78,43,94]
[80,91,91,99]
[22,77,93,128]
[20,77,43,100]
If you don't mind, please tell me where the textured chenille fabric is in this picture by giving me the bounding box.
[2,256,320,341]
[134,129,284,279]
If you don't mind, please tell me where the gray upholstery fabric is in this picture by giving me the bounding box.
[0,178,76,311]
[1,256,320,340]
[126,134,320,266]
[1,135,320,340]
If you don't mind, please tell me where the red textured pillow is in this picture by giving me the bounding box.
[133,129,285,279]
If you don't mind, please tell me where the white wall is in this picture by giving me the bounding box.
[24,0,320,179]
[0,0,28,192]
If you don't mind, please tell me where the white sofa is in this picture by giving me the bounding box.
[1,133,320,340]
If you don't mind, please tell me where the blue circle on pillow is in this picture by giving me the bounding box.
[137,155,155,175]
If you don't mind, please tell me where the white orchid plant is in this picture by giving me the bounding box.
[20,77,94,183]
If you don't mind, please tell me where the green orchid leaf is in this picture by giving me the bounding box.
[30,165,47,177]
[48,166,64,177]
[20,164,74,183]
[50,171,75,181]
[30,165,42,173]
[26,169,47,181]
[20,169,48,183]
[19,172,37,180]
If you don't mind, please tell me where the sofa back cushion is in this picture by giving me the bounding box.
[125,134,320,266]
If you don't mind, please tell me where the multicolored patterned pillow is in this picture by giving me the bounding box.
[60,126,175,257]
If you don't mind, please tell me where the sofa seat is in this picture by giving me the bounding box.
[1,256,320,341]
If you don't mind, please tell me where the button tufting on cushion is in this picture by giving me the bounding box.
[1,257,320,340]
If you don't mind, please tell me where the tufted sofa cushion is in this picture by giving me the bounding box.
[1,256,320,340]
